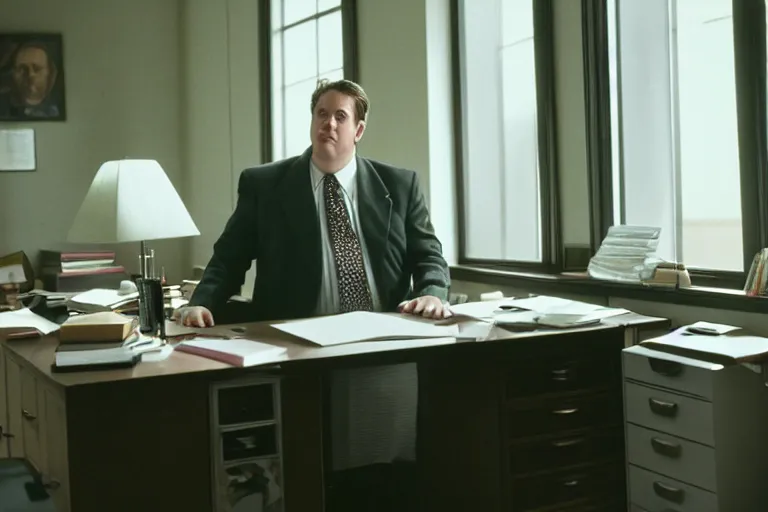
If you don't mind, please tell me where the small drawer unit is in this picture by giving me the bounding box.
[622,344,768,511]
[211,376,284,512]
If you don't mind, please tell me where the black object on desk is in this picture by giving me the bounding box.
[136,277,165,339]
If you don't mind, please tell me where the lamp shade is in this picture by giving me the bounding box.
[67,159,200,244]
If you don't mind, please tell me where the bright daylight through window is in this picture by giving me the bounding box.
[608,0,743,271]
[458,0,542,262]
[270,0,346,161]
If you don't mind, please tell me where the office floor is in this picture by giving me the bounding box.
[325,461,418,512]
[0,460,56,512]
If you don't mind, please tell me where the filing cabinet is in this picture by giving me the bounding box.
[622,344,768,511]
[211,376,284,512]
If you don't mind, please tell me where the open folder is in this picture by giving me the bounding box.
[271,311,459,347]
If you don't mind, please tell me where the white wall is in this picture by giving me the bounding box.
[0,0,186,283]
[182,0,263,293]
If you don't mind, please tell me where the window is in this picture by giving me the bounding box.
[263,0,357,161]
[607,0,745,272]
[454,0,558,266]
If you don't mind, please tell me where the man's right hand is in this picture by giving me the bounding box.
[172,306,215,327]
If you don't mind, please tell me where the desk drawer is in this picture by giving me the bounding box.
[625,382,714,446]
[505,355,616,399]
[629,464,718,512]
[510,463,623,511]
[509,427,623,476]
[508,392,621,439]
[627,423,717,492]
[623,345,717,400]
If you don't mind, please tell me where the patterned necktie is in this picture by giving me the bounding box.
[323,174,374,312]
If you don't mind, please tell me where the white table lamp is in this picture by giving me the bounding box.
[67,159,200,278]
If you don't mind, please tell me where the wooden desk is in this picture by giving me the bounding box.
[0,313,668,512]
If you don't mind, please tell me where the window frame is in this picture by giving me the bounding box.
[259,0,360,164]
[582,0,768,289]
[451,0,563,272]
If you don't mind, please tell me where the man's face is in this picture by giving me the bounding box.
[310,90,365,164]
[12,47,52,105]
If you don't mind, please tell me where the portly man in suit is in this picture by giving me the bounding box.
[174,79,452,511]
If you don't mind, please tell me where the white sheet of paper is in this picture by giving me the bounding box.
[0,308,60,334]
[449,299,513,319]
[0,264,26,284]
[272,311,460,346]
[508,295,629,319]
[643,329,768,362]
[0,129,35,171]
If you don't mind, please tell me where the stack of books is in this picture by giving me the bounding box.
[39,250,128,292]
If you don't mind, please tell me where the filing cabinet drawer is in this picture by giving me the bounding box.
[509,427,623,475]
[626,423,717,492]
[625,381,714,446]
[623,345,718,400]
[505,355,616,399]
[510,463,623,511]
[629,464,718,512]
[217,383,275,426]
[508,392,622,439]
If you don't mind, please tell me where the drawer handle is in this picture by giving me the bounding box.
[651,437,682,458]
[21,409,36,421]
[648,358,683,377]
[562,479,579,487]
[552,408,579,415]
[44,479,61,491]
[648,398,678,417]
[653,480,685,503]
[551,437,585,448]
[551,369,571,381]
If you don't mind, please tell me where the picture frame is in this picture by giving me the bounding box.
[0,33,66,122]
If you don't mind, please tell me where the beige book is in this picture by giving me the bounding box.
[59,311,138,343]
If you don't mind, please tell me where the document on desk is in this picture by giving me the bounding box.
[272,311,459,346]
[641,327,768,363]
[0,307,60,335]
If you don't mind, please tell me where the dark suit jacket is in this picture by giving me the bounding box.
[189,149,450,322]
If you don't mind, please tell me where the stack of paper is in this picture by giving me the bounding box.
[641,322,768,363]
[588,225,663,283]
[175,338,287,367]
[271,311,459,346]
[0,308,60,335]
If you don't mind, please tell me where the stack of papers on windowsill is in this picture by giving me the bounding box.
[271,311,460,346]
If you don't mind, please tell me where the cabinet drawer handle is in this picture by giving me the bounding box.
[648,358,683,377]
[653,480,685,503]
[551,437,585,448]
[551,369,571,381]
[562,479,579,487]
[552,408,579,415]
[648,398,678,417]
[651,437,682,458]
[21,409,36,421]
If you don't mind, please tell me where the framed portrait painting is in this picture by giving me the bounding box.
[0,33,66,121]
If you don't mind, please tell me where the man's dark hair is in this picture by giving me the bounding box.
[310,79,369,122]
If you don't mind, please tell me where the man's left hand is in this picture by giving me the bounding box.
[398,295,453,319]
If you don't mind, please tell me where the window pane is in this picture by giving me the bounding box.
[318,0,341,11]
[283,78,318,157]
[677,0,742,270]
[283,0,316,26]
[283,20,318,86]
[610,0,742,271]
[271,29,285,161]
[460,0,541,261]
[319,68,344,82]
[318,11,344,74]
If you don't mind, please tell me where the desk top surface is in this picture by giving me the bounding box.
[1,311,668,389]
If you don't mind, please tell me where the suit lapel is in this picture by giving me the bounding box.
[277,148,322,305]
[356,156,392,303]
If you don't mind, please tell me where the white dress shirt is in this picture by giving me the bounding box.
[309,154,417,472]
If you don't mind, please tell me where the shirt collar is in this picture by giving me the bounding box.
[310,152,358,194]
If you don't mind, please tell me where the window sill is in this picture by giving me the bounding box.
[450,265,768,314]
